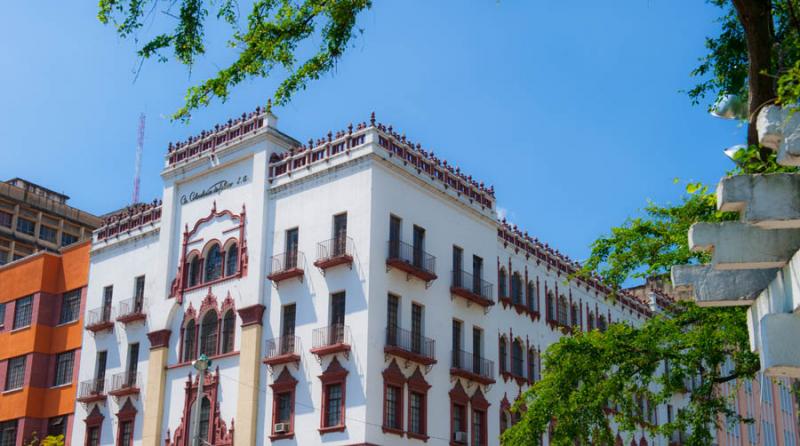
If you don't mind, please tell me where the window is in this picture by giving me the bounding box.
[200,311,219,357]
[499,337,508,374]
[127,343,139,378]
[472,255,483,294]
[187,255,201,287]
[6,356,26,390]
[86,426,100,446]
[183,319,197,362]
[0,251,7,266]
[0,211,11,228]
[133,276,145,310]
[452,403,466,443]
[60,232,78,247]
[204,244,223,282]
[39,225,57,243]
[389,215,401,258]
[598,315,607,332]
[285,228,299,269]
[0,421,17,446]
[571,303,580,329]
[412,225,425,268]
[387,294,399,345]
[0,303,5,328]
[511,272,522,305]
[95,351,107,392]
[220,310,235,354]
[13,296,32,329]
[452,320,463,368]
[270,368,298,438]
[324,383,343,428]
[198,397,210,443]
[472,409,486,446]
[500,411,509,434]
[546,292,555,321]
[329,292,346,343]
[102,286,113,322]
[16,218,35,236]
[59,290,81,324]
[528,348,537,382]
[472,327,483,374]
[384,384,402,430]
[280,304,296,354]
[511,339,523,376]
[225,242,238,276]
[498,268,507,298]
[527,281,537,312]
[333,213,347,256]
[411,303,423,354]
[409,391,424,435]
[53,351,75,386]
[47,417,65,439]
[453,246,464,286]
[557,297,569,326]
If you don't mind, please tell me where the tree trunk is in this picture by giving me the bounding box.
[732,0,776,152]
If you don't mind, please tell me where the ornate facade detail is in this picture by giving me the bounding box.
[165,368,234,446]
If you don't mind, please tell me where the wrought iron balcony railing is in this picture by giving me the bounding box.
[450,349,495,384]
[386,240,436,282]
[450,270,494,307]
[385,326,436,365]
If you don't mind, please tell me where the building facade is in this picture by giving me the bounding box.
[70,107,795,446]
[0,178,101,265]
[0,241,91,445]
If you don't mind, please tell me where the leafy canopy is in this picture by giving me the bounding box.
[98,0,372,120]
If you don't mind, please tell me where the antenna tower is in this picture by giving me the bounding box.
[133,113,145,204]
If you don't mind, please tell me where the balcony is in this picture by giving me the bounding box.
[76,378,106,404]
[85,307,114,333]
[384,326,436,367]
[314,237,354,273]
[263,335,302,368]
[450,270,494,308]
[267,252,305,285]
[108,371,140,398]
[386,240,437,285]
[310,324,351,358]
[450,350,495,386]
[116,297,146,324]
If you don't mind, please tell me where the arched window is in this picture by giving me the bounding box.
[200,311,219,357]
[588,311,595,331]
[571,303,580,329]
[511,339,523,376]
[546,292,555,322]
[526,281,536,312]
[499,411,509,434]
[190,396,211,443]
[498,268,507,298]
[511,272,522,305]
[188,255,201,288]
[499,337,508,374]
[204,244,223,282]
[598,315,607,332]
[225,242,238,276]
[557,297,569,326]
[527,348,536,381]
[221,310,235,354]
[183,319,197,362]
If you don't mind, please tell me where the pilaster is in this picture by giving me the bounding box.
[142,330,170,446]
[235,304,265,445]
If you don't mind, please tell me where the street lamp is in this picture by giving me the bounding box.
[191,354,212,446]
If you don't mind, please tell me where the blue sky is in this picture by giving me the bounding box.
[0,1,744,270]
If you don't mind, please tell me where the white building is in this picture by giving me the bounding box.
[70,106,677,446]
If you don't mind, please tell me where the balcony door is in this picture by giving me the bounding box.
[411,303,423,354]
[133,276,145,312]
[472,328,482,374]
[285,228,299,269]
[127,343,139,387]
[102,286,113,321]
[452,246,463,288]
[329,292,346,344]
[412,225,425,268]
[94,351,107,393]
[281,304,296,354]
[472,255,483,294]
[333,213,347,256]
[387,295,399,345]
[452,320,462,368]
[389,216,401,258]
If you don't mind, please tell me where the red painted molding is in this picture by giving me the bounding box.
[237,304,265,327]
[147,329,171,350]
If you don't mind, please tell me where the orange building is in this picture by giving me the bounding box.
[0,240,90,445]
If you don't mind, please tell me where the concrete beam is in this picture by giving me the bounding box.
[759,313,800,378]
[756,105,800,166]
[689,222,800,269]
[670,264,777,306]
[717,173,800,229]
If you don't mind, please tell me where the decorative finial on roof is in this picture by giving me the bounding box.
[370,112,376,126]
[266,98,273,113]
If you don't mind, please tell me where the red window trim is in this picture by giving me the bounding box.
[382,359,406,436]
[84,406,104,446]
[407,367,431,441]
[449,382,470,445]
[319,357,348,433]
[470,388,489,446]
[116,399,137,446]
[270,368,298,440]
[176,291,236,365]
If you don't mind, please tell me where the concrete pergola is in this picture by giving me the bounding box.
[671,105,800,378]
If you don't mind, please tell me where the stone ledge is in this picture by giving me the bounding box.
[689,222,800,269]
[757,105,800,166]
[717,173,800,229]
[758,313,800,378]
[671,264,777,307]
